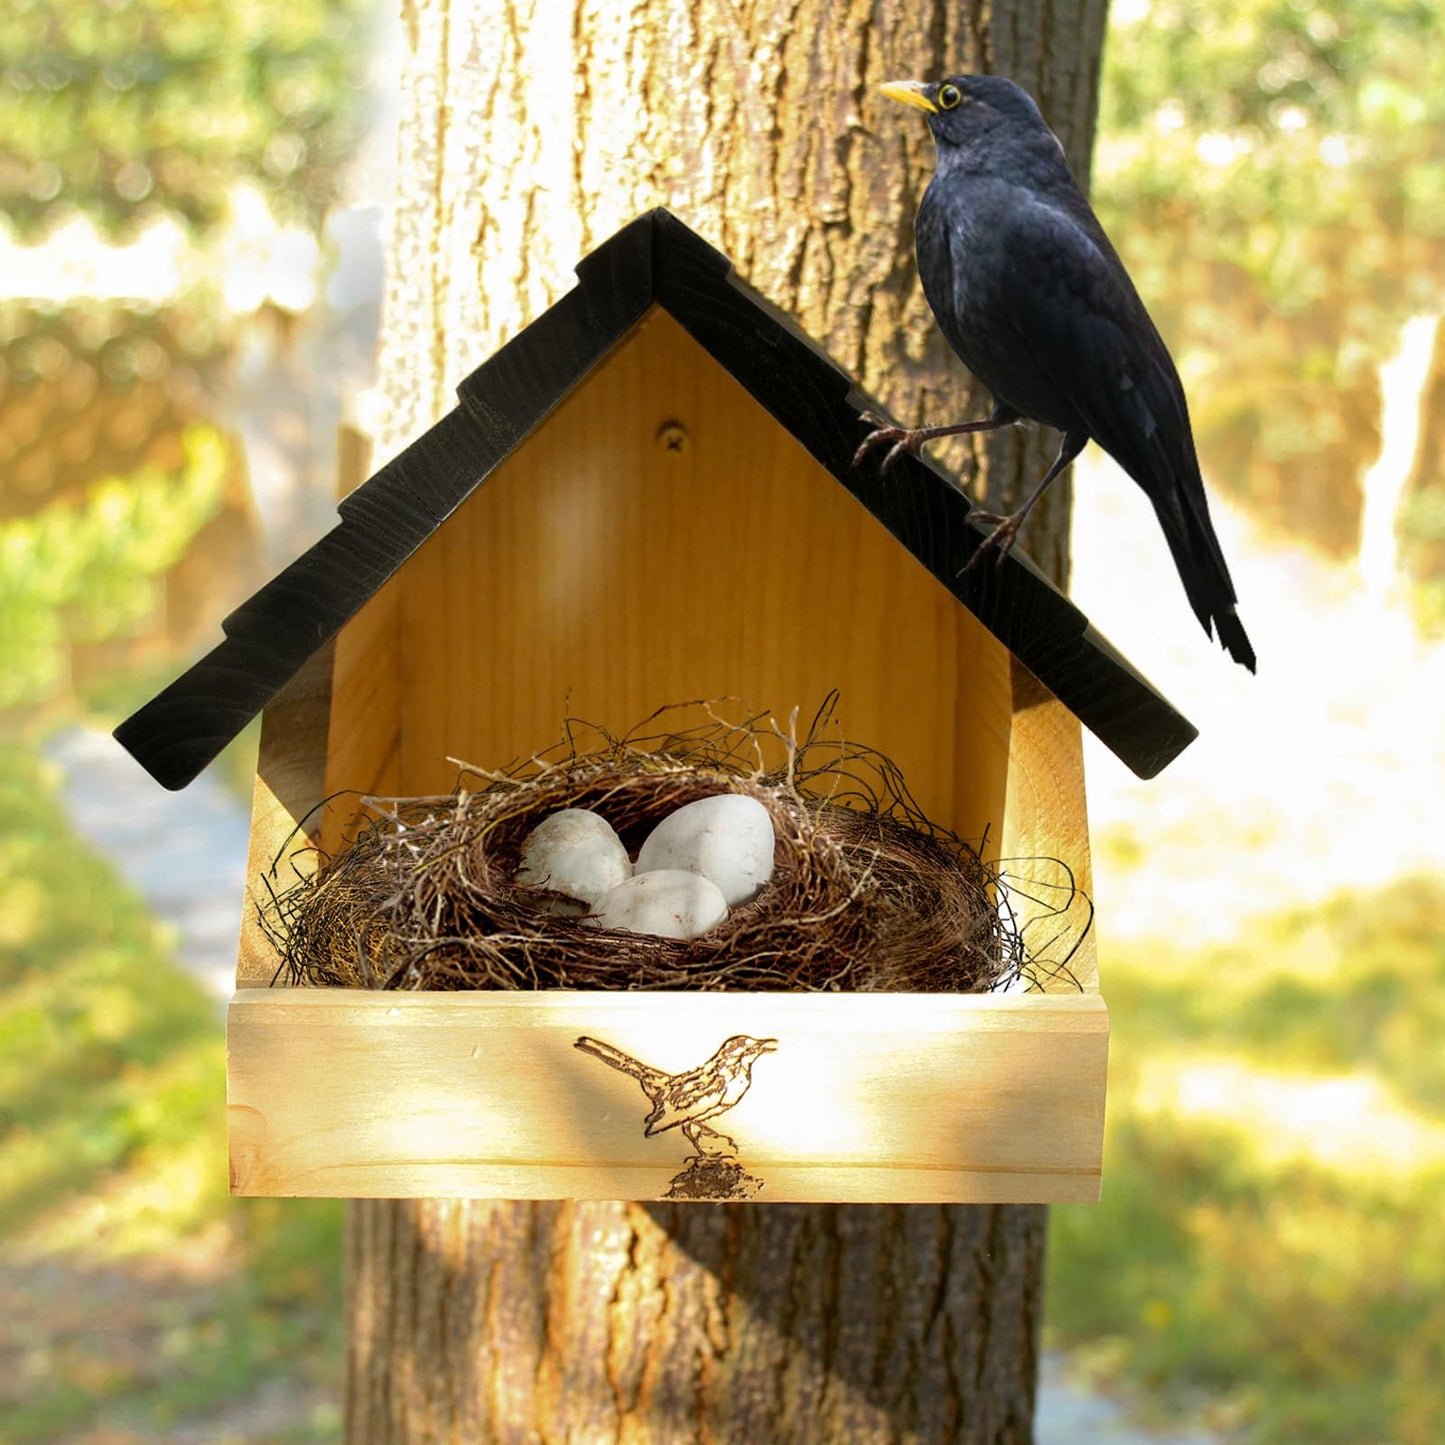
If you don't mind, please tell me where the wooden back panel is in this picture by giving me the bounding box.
[332,307,1010,829]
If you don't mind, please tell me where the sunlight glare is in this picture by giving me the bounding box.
[1134,1056,1445,1177]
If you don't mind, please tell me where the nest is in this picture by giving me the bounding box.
[261,700,1088,994]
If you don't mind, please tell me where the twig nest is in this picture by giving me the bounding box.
[263,702,1056,994]
[635,793,776,906]
[585,869,730,941]
[515,808,631,905]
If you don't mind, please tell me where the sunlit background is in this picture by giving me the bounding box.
[2,1,1442,1440]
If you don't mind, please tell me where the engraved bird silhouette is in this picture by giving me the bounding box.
[574,1034,777,1156]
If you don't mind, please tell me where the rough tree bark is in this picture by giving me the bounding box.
[347,1,1109,1439]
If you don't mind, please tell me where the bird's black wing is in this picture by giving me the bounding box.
[974,198,1255,668]
[978,197,1191,502]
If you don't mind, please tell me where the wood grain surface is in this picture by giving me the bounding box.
[229,989,1107,1203]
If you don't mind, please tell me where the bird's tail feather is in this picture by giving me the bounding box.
[1212,607,1256,673]
[574,1036,635,1074]
[1151,489,1257,673]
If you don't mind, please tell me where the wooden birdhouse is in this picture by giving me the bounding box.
[116,210,1195,1206]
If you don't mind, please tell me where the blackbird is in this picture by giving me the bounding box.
[858,74,1255,672]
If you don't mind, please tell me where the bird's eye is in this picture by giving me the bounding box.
[937,83,962,110]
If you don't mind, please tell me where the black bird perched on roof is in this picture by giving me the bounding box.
[856,74,1256,672]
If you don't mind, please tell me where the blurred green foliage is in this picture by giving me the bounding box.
[0,0,372,239]
[0,424,230,711]
[1049,875,1445,1442]
[1096,0,1445,551]
[0,300,234,515]
[0,742,342,1440]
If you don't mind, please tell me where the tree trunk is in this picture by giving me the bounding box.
[346,1197,1046,1441]
[348,2,1107,1438]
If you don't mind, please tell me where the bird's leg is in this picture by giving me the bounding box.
[683,1121,738,1159]
[853,407,1018,473]
[705,1123,739,1155]
[960,430,1088,575]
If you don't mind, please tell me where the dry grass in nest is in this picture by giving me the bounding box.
[259,699,1089,994]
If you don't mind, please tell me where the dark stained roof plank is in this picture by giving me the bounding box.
[115,208,1196,791]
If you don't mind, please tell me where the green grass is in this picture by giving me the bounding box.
[0,740,342,1442]
[1048,877,1445,1443]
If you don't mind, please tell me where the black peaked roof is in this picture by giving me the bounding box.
[116,208,1196,789]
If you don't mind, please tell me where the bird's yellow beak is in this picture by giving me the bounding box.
[880,80,938,114]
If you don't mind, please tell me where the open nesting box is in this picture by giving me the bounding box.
[117,209,1195,1205]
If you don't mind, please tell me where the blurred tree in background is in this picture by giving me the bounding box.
[1095,0,1444,556]
[1,0,374,719]
[1401,339,1445,627]
[0,303,231,518]
[0,0,371,237]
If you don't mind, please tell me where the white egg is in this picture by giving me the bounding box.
[585,869,729,940]
[515,808,631,905]
[635,794,776,905]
